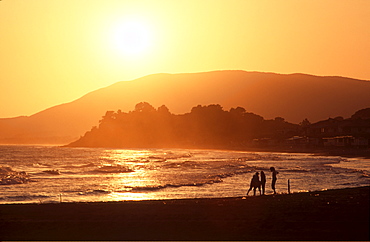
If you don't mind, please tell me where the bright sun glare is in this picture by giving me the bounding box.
[111,19,152,57]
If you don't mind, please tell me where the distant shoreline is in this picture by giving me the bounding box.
[239,145,370,159]
[2,142,370,159]
[1,186,368,240]
[65,142,370,159]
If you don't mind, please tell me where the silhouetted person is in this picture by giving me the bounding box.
[270,167,279,194]
[247,172,261,196]
[260,171,266,195]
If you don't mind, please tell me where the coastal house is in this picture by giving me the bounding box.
[323,136,369,147]
[307,117,370,137]
[286,136,308,146]
[306,117,370,147]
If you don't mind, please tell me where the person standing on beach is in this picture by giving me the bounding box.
[247,172,261,196]
[270,167,278,194]
[260,171,266,195]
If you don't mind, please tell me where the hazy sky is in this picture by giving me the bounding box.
[1,0,369,118]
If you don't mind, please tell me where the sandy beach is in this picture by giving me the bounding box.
[0,186,368,241]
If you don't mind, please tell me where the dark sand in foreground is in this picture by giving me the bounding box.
[1,186,369,241]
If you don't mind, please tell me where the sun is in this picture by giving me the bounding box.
[111,19,152,57]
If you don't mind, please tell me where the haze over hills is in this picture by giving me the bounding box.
[1,70,370,144]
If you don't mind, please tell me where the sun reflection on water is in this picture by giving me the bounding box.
[99,149,165,201]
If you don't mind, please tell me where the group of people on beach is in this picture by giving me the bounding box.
[247,167,278,196]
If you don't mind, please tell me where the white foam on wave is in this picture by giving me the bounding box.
[1,146,370,204]
[93,165,134,173]
[0,166,31,185]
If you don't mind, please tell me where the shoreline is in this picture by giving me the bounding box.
[1,186,369,240]
[65,143,370,159]
[3,143,370,159]
[228,145,370,159]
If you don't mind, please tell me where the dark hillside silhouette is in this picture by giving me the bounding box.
[68,102,300,149]
[352,108,370,119]
[1,71,370,144]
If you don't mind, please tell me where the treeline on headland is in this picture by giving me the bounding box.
[67,102,370,151]
[67,102,300,149]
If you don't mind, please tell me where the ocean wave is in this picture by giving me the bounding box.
[33,162,52,167]
[6,194,50,201]
[148,152,192,161]
[284,168,310,173]
[42,169,61,175]
[127,178,224,192]
[0,166,31,185]
[237,153,284,161]
[237,155,262,161]
[359,170,370,178]
[93,165,133,173]
[78,189,111,195]
[162,160,201,169]
[62,162,96,169]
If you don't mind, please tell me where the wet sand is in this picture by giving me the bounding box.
[1,186,368,241]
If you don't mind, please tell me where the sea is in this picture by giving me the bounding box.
[0,145,369,204]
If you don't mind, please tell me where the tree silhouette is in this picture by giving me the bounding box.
[68,102,301,149]
[134,102,156,113]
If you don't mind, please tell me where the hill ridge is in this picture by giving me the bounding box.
[1,70,369,144]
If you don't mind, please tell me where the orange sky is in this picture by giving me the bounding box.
[0,0,369,118]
